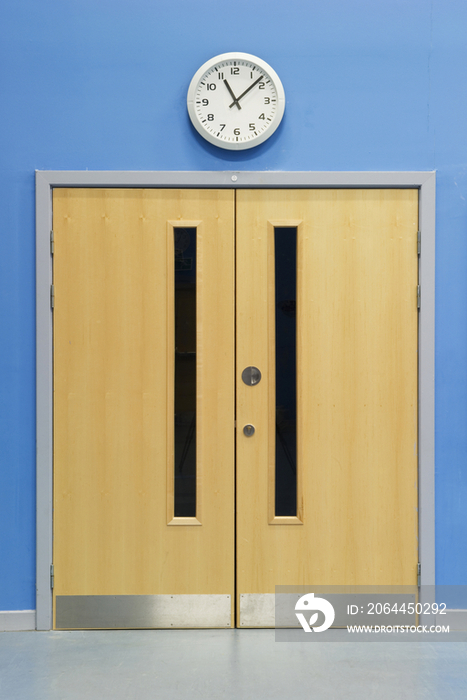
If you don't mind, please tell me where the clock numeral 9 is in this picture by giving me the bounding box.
[202,99,209,106]
[206,83,216,91]
[258,82,265,89]
[234,128,240,136]
[207,114,214,121]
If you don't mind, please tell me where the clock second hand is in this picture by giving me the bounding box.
[223,79,241,110]
[229,74,265,108]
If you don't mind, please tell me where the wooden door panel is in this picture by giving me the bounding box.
[236,189,419,623]
[53,189,235,628]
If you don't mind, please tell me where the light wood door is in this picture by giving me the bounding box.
[53,189,235,628]
[236,189,419,625]
[53,187,419,629]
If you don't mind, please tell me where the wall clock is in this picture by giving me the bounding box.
[187,52,285,150]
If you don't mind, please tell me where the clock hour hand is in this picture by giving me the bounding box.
[229,74,264,108]
[223,79,241,110]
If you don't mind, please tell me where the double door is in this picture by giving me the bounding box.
[52,188,419,629]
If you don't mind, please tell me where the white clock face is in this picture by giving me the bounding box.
[187,52,285,151]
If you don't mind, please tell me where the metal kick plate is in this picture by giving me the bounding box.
[240,594,276,628]
[240,593,316,628]
[240,593,417,628]
[55,594,231,629]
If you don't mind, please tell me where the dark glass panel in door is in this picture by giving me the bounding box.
[274,228,297,516]
[174,228,197,517]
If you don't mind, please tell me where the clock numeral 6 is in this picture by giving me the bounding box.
[234,128,240,135]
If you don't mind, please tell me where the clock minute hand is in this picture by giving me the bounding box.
[223,79,241,110]
[229,75,265,108]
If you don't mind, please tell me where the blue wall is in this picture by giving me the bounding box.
[1,0,466,610]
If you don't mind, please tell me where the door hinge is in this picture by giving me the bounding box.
[417,562,421,587]
[417,285,421,310]
[50,229,54,255]
[417,230,421,256]
[50,284,55,309]
[50,564,54,589]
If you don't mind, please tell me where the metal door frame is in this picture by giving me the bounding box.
[36,170,436,630]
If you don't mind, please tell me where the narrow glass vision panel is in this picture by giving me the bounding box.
[275,228,297,516]
[174,228,197,517]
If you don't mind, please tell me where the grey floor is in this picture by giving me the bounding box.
[1,630,467,700]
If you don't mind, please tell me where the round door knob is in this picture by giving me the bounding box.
[242,366,261,386]
[243,424,255,437]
